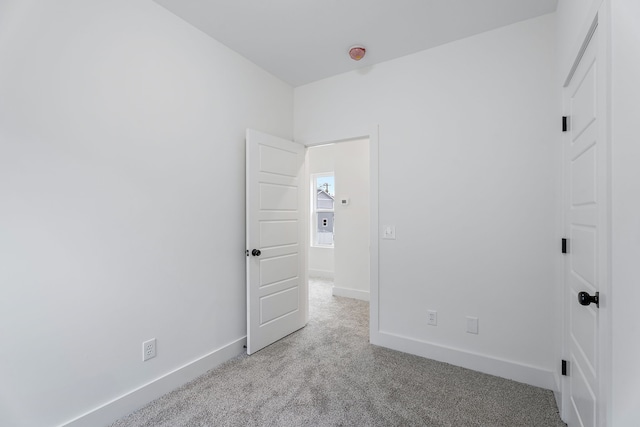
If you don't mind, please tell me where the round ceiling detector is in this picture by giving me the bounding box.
[349,46,366,61]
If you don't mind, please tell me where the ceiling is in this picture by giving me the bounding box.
[154,0,558,87]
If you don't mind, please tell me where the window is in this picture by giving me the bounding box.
[312,173,335,247]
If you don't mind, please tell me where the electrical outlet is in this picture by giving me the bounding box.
[427,310,437,326]
[142,338,156,361]
[382,225,396,240]
[466,317,479,334]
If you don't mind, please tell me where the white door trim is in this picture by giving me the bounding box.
[301,125,380,340]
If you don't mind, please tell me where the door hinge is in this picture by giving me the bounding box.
[561,238,568,254]
[562,116,569,132]
[562,359,569,376]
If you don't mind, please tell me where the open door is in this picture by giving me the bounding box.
[562,21,607,427]
[246,129,306,354]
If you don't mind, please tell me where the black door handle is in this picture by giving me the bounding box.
[578,291,599,308]
[251,249,261,257]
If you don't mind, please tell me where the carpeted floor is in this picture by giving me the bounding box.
[111,278,565,427]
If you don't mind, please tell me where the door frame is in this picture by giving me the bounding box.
[560,7,612,427]
[301,125,380,340]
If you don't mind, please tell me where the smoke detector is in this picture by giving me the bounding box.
[348,46,366,61]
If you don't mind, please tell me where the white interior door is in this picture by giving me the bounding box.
[563,24,607,427]
[246,129,306,355]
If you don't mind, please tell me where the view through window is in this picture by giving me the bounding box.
[313,174,335,246]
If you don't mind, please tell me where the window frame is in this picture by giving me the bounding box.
[311,172,335,248]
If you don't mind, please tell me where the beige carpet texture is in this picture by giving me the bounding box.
[110,278,565,426]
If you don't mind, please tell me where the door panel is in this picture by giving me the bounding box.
[570,144,596,205]
[259,183,298,211]
[260,254,298,286]
[259,278,298,295]
[260,221,298,248]
[570,226,596,285]
[246,129,306,354]
[571,355,597,425]
[570,64,597,140]
[563,25,605,427]
[260,287,299,324]
[569,290,597,373]
[259,144,300,176]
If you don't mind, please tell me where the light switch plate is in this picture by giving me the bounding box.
[427,310,437,326]
[382,225,396,240]
[466,317,479,334]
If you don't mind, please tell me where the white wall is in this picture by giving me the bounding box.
[333,139,370,301]
[308,245,335,279]
[307,144,335,278]
[610,1,640,425]
[0,1,293,426]
[295,14,560,388]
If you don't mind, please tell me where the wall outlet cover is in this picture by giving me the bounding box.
[143,338,157,361]
[382,225,396,240]
[466,317,479,334]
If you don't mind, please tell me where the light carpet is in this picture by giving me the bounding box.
[111,278,565,426]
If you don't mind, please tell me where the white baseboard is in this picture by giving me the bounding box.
[309,269,334,279]
[332,286,369,302]
[61,337,246,427]
[370,330,556,391]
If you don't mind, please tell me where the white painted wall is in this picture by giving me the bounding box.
[333,139,370,301]
[307,144,335,278]
[610,1,640,425]
[295,14,560,388]
[0,1,293,426]
[308,245,335,279]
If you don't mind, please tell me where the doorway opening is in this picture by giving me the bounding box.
[246,127,378,355]
[306,138,370,309]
